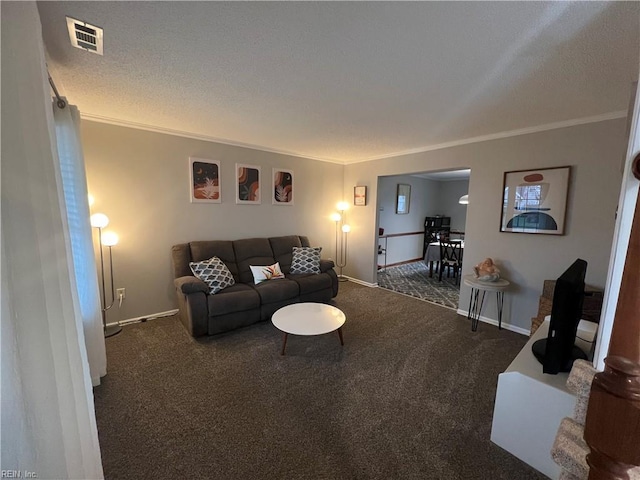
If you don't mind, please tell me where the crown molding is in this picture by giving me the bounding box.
[79,112,343,165]
[81,110,626,166]
[344,110,628,165]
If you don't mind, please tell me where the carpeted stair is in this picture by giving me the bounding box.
[551,360,640,480]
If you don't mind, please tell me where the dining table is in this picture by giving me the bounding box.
[423,240,465,278]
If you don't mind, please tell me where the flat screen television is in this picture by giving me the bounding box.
[531,259,589,374]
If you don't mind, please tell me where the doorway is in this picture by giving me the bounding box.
[375,168,470,308]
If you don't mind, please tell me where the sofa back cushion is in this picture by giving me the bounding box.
[172,236,314,282]
[172,243,194,278]
[233,238,276,284]
[268,236,303,274]
[190,241,239,281]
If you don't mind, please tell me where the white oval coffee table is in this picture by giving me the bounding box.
[271,303,346,355]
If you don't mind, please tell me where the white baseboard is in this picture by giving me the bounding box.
[456,309,530,336]
[342,276,378,287]
[344,278,530,336]
[107,309,179,327]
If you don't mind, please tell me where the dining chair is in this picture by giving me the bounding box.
[438,230,450,242]
[439,240,463,283]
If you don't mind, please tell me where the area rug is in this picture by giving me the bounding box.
[377,260,460,309]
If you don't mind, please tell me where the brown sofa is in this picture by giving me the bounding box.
[171,235,338,337]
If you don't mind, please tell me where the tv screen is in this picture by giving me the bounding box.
[532,259,588,374]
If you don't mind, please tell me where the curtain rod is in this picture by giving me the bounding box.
[48,72,66,109]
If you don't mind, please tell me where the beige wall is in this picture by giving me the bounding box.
[437,179,470,232]
[81,121,344,323]
[377,175,440,265]
[82,119,626,331]
[343,119,627,331]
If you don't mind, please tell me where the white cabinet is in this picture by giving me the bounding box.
[490,321,575,479]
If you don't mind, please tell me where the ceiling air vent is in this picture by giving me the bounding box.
[66,16,103,55]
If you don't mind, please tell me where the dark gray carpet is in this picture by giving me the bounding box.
[377,261,460,309]
[94,282,545,480]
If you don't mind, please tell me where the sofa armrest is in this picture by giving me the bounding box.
[174,276,209,337]
[175,276,209,294]
[320,259,335,273]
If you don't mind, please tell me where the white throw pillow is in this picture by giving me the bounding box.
[189,256,235,294]
[250,262,285,284]
[290,246,321,274]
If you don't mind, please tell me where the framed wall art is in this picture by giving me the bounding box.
[396,184,411,214]
[500,166,570,235]
[354,186,367,206]
[272,168,294,205]
[189,157,221,203]
[236,163,261,204]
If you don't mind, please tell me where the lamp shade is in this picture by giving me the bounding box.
[459,194,469,205]
[337,201,349,212]
[330,212,342,222]
[341,224,351,233]
[90,213,109,228]
[101,231,119,247]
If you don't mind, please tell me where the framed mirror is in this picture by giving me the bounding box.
[396,184,411,214]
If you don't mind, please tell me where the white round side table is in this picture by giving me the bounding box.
[462,274,510,332]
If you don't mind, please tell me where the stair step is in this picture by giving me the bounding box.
[559,470,582,480]
[566,359,597,425]
[553,417,640,480]
[552,417,589,479]
[566,359,596,397]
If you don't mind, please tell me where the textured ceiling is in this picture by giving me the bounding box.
[38,1,639,164]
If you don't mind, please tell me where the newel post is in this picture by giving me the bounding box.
[584,357,640,480]
[583,152,640,480]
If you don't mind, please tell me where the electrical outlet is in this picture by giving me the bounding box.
[116,288,125,300]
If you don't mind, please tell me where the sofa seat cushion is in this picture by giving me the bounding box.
[252,278,299,305]
[207,284,260,316]
[288,273,332,295]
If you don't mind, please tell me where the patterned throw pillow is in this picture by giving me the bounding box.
[290,246,322,274]
[189,256,235,294]
[250,262,285,284]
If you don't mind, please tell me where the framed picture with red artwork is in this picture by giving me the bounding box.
[189,157,221,203]
[236,163,261,205]
[354,186,367,206]
[273,168,294,205]
[500,166,570,235]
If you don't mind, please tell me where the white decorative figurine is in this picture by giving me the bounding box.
[474,258,501,282]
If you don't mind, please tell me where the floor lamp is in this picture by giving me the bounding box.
[90,213,122,338]
[332,202,350,281]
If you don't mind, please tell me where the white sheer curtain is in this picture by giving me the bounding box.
[1,2,104,478]
[54,102,107,386]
